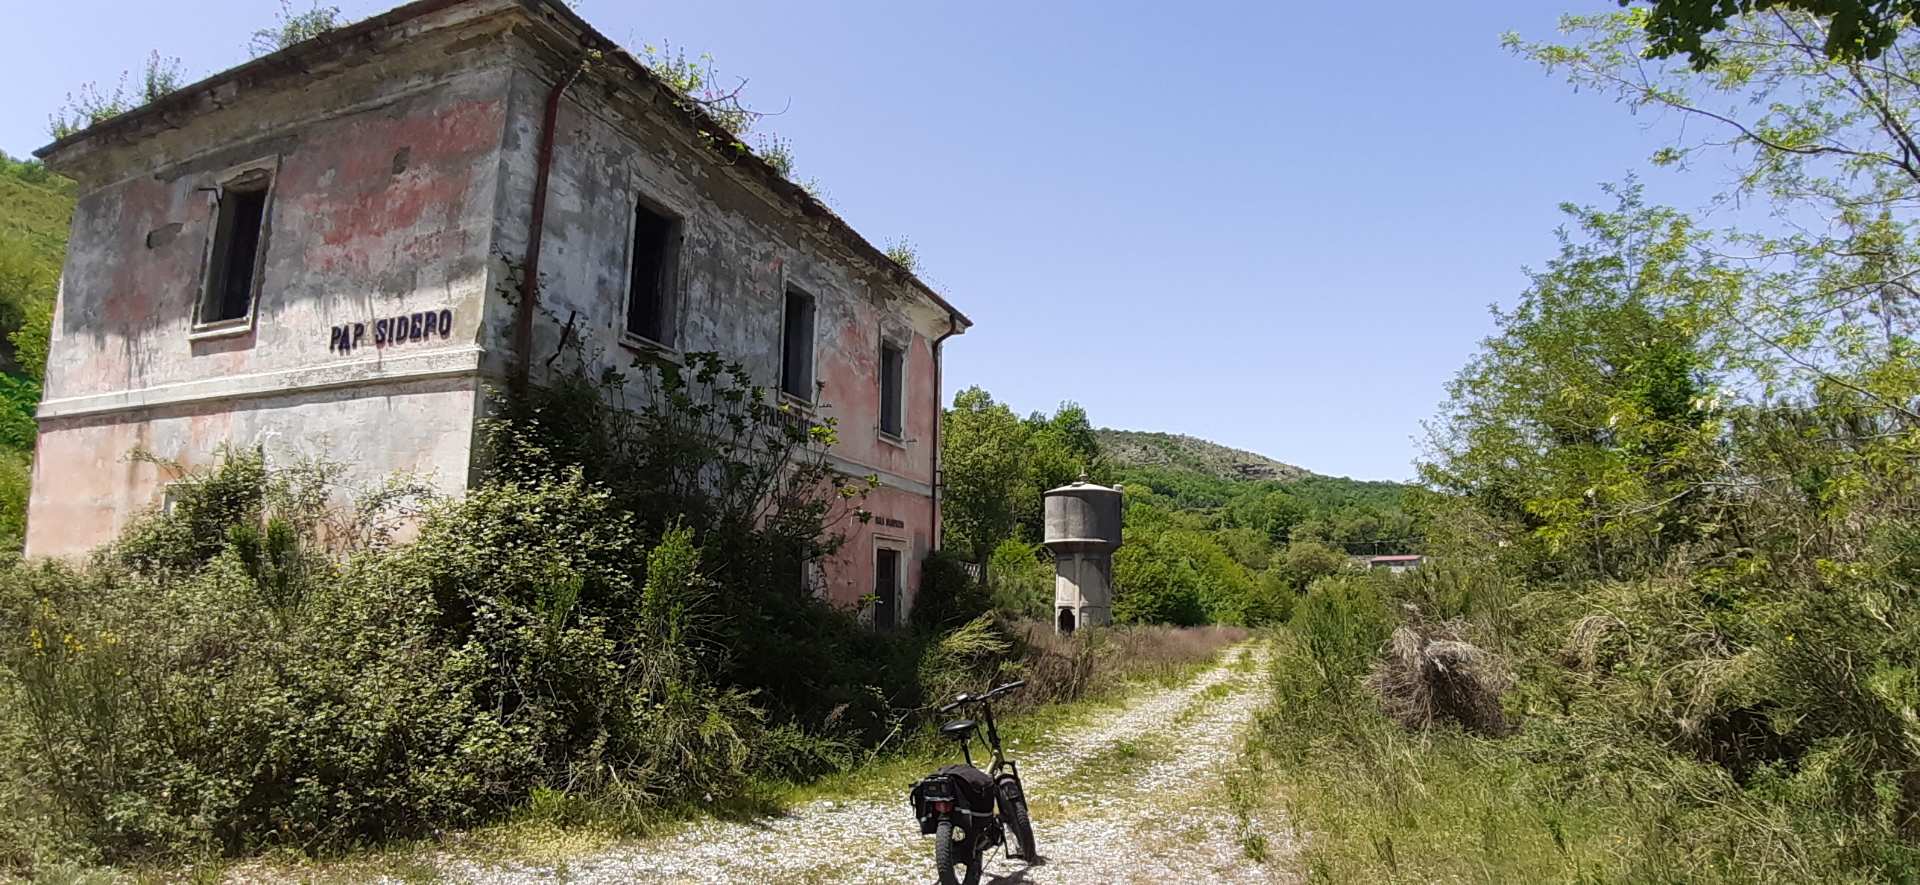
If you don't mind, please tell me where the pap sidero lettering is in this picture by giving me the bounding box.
[329,309,454,354]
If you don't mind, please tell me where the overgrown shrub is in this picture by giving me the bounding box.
[0,352,1043,871]
[1246,186,1920,881]
[910,549,990,633]
[1289,574,1393,685]
[984,538,1051,619]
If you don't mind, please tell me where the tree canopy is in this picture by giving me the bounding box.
[1627,0,1920,67]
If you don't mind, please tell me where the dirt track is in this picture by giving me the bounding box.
[427,643,1293,885]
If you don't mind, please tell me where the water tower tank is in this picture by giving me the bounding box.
[1042,476,1123,633]
[1042,477,1123,553]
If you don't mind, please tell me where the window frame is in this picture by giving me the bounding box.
[191,157,279,339]
[878,336,907,443]
[618,188,685,354]
[779,285,817,405]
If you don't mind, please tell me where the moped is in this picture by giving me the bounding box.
[907,679,1036,885]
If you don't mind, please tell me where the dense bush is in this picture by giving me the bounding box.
[0,354,1029,871]
[909,549,991,633]
[984,538,1052,619]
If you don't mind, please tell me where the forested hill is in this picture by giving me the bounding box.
[1095,429,1310,483]
[1097,427,1414,555]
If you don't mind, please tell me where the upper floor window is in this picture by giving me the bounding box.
[781,287,816,402]
[879,340,905,438]
[198,168,273,327]
[625,198,679,346]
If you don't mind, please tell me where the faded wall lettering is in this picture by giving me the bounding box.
[330,308,453,354]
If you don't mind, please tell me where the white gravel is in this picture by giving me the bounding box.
[429,643,1294,885]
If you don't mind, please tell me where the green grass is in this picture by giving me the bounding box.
[1240,624,1636,883]
[1253,728,1620,883]
[1237,625,1920,885]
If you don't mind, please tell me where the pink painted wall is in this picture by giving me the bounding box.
[28,26,515,557]
[492,51,956,615]
[27,378,481,556]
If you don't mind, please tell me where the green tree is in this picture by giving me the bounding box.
[1277,538,1351,588]
[984,538,1052,619]
[1421,185,1734,578]
[941,386,1030,560]
[1623,0,1920,67]
[1513,9,1920,414]
[1112,541,1206,626]
[1228,488,1310,545]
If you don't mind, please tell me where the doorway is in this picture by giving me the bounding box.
[874,546,901,631]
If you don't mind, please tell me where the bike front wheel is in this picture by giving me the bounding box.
[934,819,983,885]
[999,777,1037,861]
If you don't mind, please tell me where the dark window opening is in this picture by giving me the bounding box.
[1058,608,1076,634]
[879,341,905,438]
[874,547,900,631]
[202,175,270,325]
[626,202,676,344]
[781,289,815,401]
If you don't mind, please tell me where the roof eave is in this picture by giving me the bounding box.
[34,0,481,167]
[513,0,970,327]
[33,0,974,328]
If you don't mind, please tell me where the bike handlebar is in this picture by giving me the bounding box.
[937,681,1026,715]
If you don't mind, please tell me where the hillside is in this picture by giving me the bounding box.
[0,151,73,545]
[0,152,76,264]
[1094,426,1414,556]
[1096,429,1312,483]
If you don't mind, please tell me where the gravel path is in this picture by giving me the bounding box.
[436,643,1293,885]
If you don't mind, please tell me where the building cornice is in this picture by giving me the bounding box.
[36,345,488,421]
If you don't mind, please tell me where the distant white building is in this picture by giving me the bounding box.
[1362,554,1424,574]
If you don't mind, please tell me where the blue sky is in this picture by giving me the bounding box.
[1,0,1722,480]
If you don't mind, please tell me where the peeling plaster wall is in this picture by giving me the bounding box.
[27,8,519,557]
[27,378,480,555]
[25,1,962,605]
[491,40,950,613]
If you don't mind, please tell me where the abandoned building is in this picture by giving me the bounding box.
[27,0,971,624]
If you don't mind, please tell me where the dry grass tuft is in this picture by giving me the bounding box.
[1561,612,1627,672]
[1365,616,1511,735]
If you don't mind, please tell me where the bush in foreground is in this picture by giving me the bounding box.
[0,353,1009,871]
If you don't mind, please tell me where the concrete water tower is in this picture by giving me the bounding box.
[1043,475,1123,634]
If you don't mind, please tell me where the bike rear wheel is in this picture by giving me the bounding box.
[934,819,983,885]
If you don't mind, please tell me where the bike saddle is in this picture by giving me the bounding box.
[939,719,977,738]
